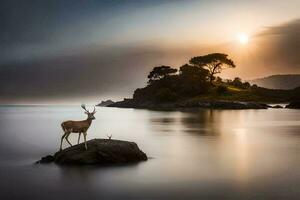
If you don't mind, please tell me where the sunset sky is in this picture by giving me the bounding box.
[1,0,300,103]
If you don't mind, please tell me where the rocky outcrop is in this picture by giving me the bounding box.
[286,101,300,109]
[37,139,147,165]
[96,100,115,107]
[38,155,55,163]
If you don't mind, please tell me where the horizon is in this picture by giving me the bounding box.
[1,73,300,105]
[1,0,300,104]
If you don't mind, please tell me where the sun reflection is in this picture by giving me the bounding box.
[234,128,249,183]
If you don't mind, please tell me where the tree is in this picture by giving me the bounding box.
[179,64,208,78]
[230,77,244,88]
[232,77,242,86]
[243,81,251,89]
[147,65,177,84]
[251,84,258,89]
[229,77,251,89]
[189,53,236,85]
[178,64,210,96]
[215,76,223,84]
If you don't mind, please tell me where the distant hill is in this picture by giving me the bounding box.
[250,74,300,89]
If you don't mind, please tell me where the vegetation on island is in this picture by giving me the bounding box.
[131,53,299,104]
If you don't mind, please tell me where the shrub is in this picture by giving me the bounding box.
[154,88,178,103]
[216,85,227,94]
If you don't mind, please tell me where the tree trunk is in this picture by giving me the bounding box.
[209,74,214,85]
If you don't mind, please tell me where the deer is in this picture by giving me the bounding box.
[60,104,96,151]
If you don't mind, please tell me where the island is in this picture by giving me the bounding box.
[108,53,300,110]
[37,139,147,165]
[97,100,115,107]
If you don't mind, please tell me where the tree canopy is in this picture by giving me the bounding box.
[179,64,209,79]
[189,53,236,84]
[229,77,251,89]
[147,65,177,84]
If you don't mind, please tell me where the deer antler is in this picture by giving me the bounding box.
[107,134,112,140]
[92,106,96,114]
[81,103,90,113]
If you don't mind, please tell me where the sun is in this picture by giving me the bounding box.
[237,33,249,44]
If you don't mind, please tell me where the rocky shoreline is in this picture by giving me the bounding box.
[108,99,271,110]
[286,101,300,109]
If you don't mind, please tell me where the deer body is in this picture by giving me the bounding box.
[60,104,96,151]
[61,119,92,133]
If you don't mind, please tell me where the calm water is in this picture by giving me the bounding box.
[0,106,300,200]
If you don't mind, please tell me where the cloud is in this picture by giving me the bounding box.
[253,19,300,71]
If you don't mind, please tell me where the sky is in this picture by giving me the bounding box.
[1,0,300,104]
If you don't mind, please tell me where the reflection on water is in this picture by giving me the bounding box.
[0,106,300,199]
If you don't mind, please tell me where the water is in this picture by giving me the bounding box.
[0,106,300,199]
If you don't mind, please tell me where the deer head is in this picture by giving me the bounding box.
[81,104,96,120]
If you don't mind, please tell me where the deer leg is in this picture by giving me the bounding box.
[65,132,73,147]
[77,133,81,144]
[60,132,67,151]
[83,132,88,150]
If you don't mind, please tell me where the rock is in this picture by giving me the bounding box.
[108,98,137,108]
[38,139,147,165]
[286,101,300,109]
[36,155,55,164]
[272,105,283,108]
[96,100,115,107]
